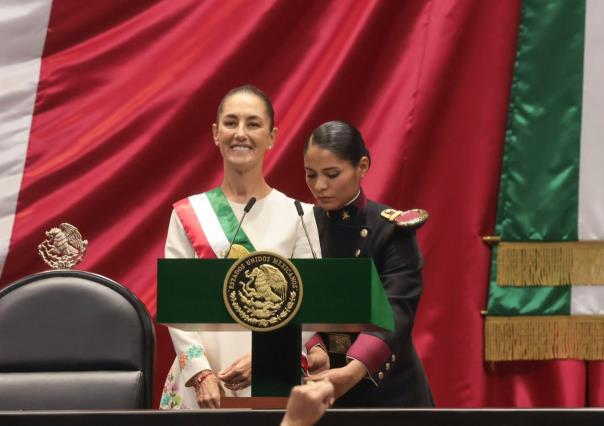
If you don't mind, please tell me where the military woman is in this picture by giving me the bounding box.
[303,121,433,407]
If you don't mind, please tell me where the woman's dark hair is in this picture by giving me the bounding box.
[304,121,371,166]
[216,85,275,130]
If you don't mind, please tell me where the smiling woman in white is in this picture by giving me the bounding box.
[159,86,320,410]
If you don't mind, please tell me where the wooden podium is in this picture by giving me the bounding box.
[157,257,393,403]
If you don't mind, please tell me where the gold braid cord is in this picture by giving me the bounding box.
[496,241,604,286]
[485,315,604,361]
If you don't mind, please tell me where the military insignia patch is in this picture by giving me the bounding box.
[381,208,429,229]
[223,251,303,332]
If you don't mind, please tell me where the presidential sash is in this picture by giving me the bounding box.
[173,187,255,258]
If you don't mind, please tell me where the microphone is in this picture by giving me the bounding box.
[294,200,317,259]
[225,197,256,258]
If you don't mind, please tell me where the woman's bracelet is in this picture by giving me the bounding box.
[193,370,214,389]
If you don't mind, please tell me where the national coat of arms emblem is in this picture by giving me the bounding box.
[223,252,303,332]
[38,223,88,269]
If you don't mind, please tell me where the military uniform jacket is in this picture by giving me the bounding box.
[310,192,433,407]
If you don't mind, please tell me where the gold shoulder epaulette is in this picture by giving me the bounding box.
[380,208,428,229]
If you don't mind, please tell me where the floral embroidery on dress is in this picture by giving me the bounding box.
[160,371,183,409]
[187,345,204,359]
[162,345,206,409]
[179,353,188,370]
[177,345,205,371]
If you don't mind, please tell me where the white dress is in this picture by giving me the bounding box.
[159,189,320,409]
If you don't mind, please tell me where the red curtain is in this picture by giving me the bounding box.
[3,0,596,407]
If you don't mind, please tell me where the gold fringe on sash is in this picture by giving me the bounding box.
[485,316,604,361]
[496,241,604,286]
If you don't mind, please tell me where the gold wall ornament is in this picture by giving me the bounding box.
[38,223,88,269]
[223,251,303,332]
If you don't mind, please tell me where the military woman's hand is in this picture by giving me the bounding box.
[305,359,366,400]
[307,346,330,375]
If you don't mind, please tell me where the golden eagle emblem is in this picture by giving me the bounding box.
[38,223,88,269]
[240,264,288,318]
[223,252,303,332]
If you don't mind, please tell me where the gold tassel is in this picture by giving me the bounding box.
[496,241,604,286]
[484,316,604,361]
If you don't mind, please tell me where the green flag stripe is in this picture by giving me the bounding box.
[488,0,586,316]
[206,188,255,253]
[496,0,584,241]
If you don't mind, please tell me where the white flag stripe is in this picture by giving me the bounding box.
[572,0,604,314]
[188,194,230,258]
[0,0,52,277]
[578,0,604,241]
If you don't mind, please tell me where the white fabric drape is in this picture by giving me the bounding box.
[0,0,52,276]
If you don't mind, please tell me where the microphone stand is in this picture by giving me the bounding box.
[294,200,317,259]
[225,197,256,258]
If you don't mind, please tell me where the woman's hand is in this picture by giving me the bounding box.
[194,370,225,408]
[305,359,366,400]
[307,346,330,375]
[217,353,252,391]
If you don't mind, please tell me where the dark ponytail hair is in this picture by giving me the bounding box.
[304,121,371,166]
[217,85,275,130]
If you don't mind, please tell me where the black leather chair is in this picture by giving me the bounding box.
[0,270,155,409]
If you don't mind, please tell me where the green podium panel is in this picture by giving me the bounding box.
[157,258,393,397]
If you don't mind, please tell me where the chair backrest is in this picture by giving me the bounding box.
[0,270,155,409]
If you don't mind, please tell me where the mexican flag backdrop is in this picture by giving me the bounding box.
[485,0,604,361]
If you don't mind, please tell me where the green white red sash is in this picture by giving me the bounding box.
[173,187,255,258]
